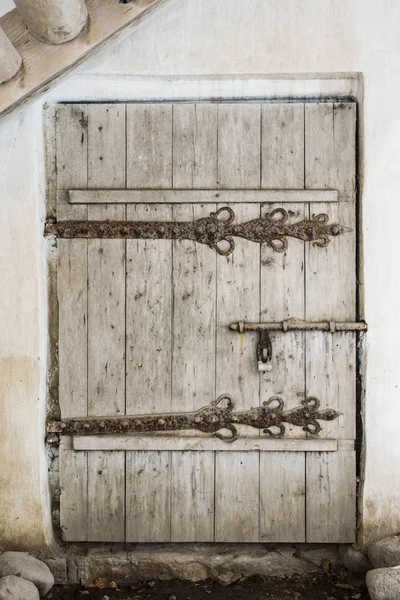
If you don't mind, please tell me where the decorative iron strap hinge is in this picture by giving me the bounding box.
[47,395,340,443]
[45,206,350,256]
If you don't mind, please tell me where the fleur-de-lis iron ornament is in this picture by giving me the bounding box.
[45,207,350,256]
[48,396,341,442]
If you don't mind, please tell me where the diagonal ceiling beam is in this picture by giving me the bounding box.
[0,0,167,120]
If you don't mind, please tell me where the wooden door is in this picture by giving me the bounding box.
[53,101,359,543]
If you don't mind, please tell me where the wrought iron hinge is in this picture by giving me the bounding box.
[47,395,340,443]
[45,206,350,256]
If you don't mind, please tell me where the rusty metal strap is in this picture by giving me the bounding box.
[45,206,350,256]
[229,320,367,333]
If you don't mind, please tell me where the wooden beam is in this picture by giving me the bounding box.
[14,0,88,45]
[0,26,21,84]
[68,189,339,204]
[0,0,167,119]
[71,435,339,452]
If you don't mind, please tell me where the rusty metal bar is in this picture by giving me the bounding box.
[47,395,340,443]
[230,320,367,333]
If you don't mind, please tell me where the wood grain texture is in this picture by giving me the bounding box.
[0,0,166,119]
[260,452,305,542]
[306,450,356,543]
[171,451,214,541]
[69,189,339,204]
[58,239,87,418]
[172,104,218,189]
[126,451,171,542]
[72,436,338,452]
[87,450,125,541]
[127,104,172,188]
[215,452,259,542]
[217,103,261,189]
[87,230,125,417]
[88,104,126,189]
[59,437,87,541]
[261,103,305,189]
[126,204,172,414]
[56,104,88,220]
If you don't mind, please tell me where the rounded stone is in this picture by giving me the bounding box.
[0,575,40,600]
[366,566,400,600]
[368,534,400,568]
[339,544,371,574]
[0,553,54,596]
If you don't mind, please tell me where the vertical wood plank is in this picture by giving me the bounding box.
[58,239,87,418]
[126,204,172,414]
[56,103,88,220]
[88,103,126,189]
[172,103,218,189]
[125,451,171,542]
[171,451,214,542]
[305,102,356,195]
[125,204,172,541]
[215,452,259,542]
[217,103,261,189]
[87,451,125,542]
[171,204,216,412]
[87,235,125,417]
[260,452,305,542]
[126,104,172,188]
[306,451,356,542]
[261,103,304,189]
[59,438,87,541]
[259,106,307,542]
[169,106,218,541]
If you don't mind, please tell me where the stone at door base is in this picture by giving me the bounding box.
[368,535,400,568]
[366,566,400,600]
[0,575,40,600]
[339,545,371,574]
[0,553,54,596]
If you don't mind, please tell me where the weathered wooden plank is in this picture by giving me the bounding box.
[87,451,125,541]
[171,452,214,542]
[126,204,172,414]
[69,189,339,205]
[172,104,218,189]
[171,204,216,412]
[127,104,172,188]
[260,204,306,438]
[59,437,87,541]
[305,102,356,195]
[56,104,88,220]
[215,452,260,542]
[87,209,125,417]
[260,452,305,542]
[125,451,171,542]
[306,450,356,543]
[73,436,338,452]
[306,331,356,440]
[215,203,260,430]
[0,0,166,120]
[169,107,218,540]
[261,103,305,189]
[217,103,261,189]
[58,239,87,418]
[88,104,126,189]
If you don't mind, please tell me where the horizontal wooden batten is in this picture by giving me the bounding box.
[71,435,339,452]
[68,189,339,205]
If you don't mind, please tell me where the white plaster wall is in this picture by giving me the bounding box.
[0,103,53,549]
[1,0,400,548]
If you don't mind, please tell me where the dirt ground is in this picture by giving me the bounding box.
[46,570,370,600]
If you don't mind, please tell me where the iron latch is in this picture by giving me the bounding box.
[257,330,273,372]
